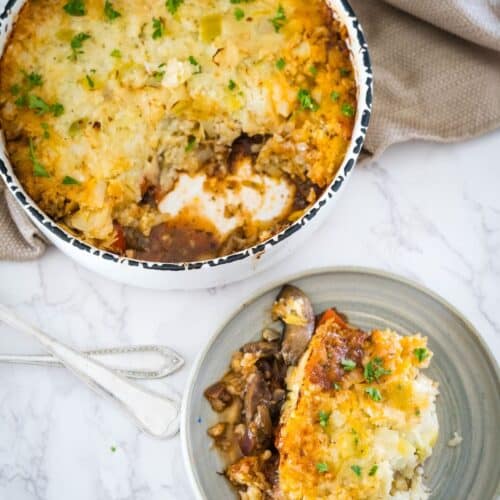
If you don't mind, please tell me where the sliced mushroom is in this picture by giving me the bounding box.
[272,285,315,366]
[241,340,279,357]
[244,370,272,423]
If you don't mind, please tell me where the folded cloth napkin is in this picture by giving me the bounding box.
[1,0,499,260]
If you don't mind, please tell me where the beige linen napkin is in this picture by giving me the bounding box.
[1,0,499,260]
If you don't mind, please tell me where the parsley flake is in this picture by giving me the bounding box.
[62,175,81,185]
[63,0,86,16]
[166,0,183,14]
[69,32,91,61]
[28,95,50,115]
[104,0,121,20]
[332,382,341,390]
[10,84,21,96]
[365,387,382,401]
[369,465,378,476]
[330,90,340,101]
[234,7,245,20]
[276,58,286,70]
[340,67,350,77]
[309,65,317,76]
[364,357,391,383]
[297,89,319,111]
[50,103,65,117]
[85,74,95,89]
[351,465,362,477]
[270,5,286,33]
[152,70,165,82]
[341,102,355,117]
[110,445,117,452]
[316,462,329,473]
[29,138,50,178]
[23,71,43,89]
[188,55,202,74]
[152,17,165,39]
[414,348,429,362]
[318,410,330,428]
[41,122,50,139]
[111,49,122,58]
[341,358,356,371]
[185,135,196,152]
[228,79,237,90]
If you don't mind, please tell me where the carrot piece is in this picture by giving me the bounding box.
[318,308,347,327]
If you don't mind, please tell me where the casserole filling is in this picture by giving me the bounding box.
[0,0,356,261]
[205,287,439,499]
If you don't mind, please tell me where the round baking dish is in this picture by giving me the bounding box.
[0,0,372,290]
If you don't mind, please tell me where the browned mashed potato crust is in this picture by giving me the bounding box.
[0,0,356,262]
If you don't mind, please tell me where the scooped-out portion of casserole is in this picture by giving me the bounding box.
[0,0,356,262]
[205,286,439,499]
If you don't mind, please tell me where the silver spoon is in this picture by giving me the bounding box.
[0,304,180,439]
[0,345,184,379]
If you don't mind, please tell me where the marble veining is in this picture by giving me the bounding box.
[0,130,499,499]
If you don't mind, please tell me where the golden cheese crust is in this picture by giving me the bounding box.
[277,317,439,499]
[0,0,356,261]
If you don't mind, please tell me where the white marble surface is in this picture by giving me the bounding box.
[0,131,499,499]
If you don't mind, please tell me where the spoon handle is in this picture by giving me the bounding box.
[0,304,179,438]
[0,345,184,379]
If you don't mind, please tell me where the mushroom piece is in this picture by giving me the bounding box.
[272,285,315,366]
[241,340,279,357]
[204,381,233,412]
[244,370,272,423]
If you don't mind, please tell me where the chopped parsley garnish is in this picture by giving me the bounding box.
[69,32,91,61]
[28,95,50,115]
[297,89,319,111]
[276,58,286,70]
[110,445,117,452]
[340,358,356,371]
[152,17,165,39]
[318,410,330,428]
[51,103,65,117]
[111,49,122,58]
[309,65,317,76]
[414,347,429,362]
[316,462,329,473]
[340,67,350,77]
[415,408,421,416]
[341,102,355,117]
[62,175,81,185]
[351,465,362,477]
[234,7,245,20]
[364,357,391,383]
[29,138,49,178]
[188,55,202,74]
[365,387,382,401]
[330,90,340,101]
[332,382,341,390]
[41,122,50,139]
[230,0,252,3]
[10,84,21,96]
[270,5,286,32]
[152,70,165,81]
[23,71,43,89]
[86,74,95,89]
[104,0,121,20]
[166,0,183,14]
[228,79,237,90]
[185,135,196,152]
[63,0,86,16]
[368,465,378,476]
[14,95,28,107]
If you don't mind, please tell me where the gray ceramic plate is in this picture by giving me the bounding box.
[181,267,500,500]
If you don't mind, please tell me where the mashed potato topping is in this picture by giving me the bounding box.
[0,0,356,261]
[277,319,439,499]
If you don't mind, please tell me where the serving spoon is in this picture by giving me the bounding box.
[0,344,184,379]
[0,304,180,439]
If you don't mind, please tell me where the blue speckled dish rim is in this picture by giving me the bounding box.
[180,265,500,500]
[0,0,372,272]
